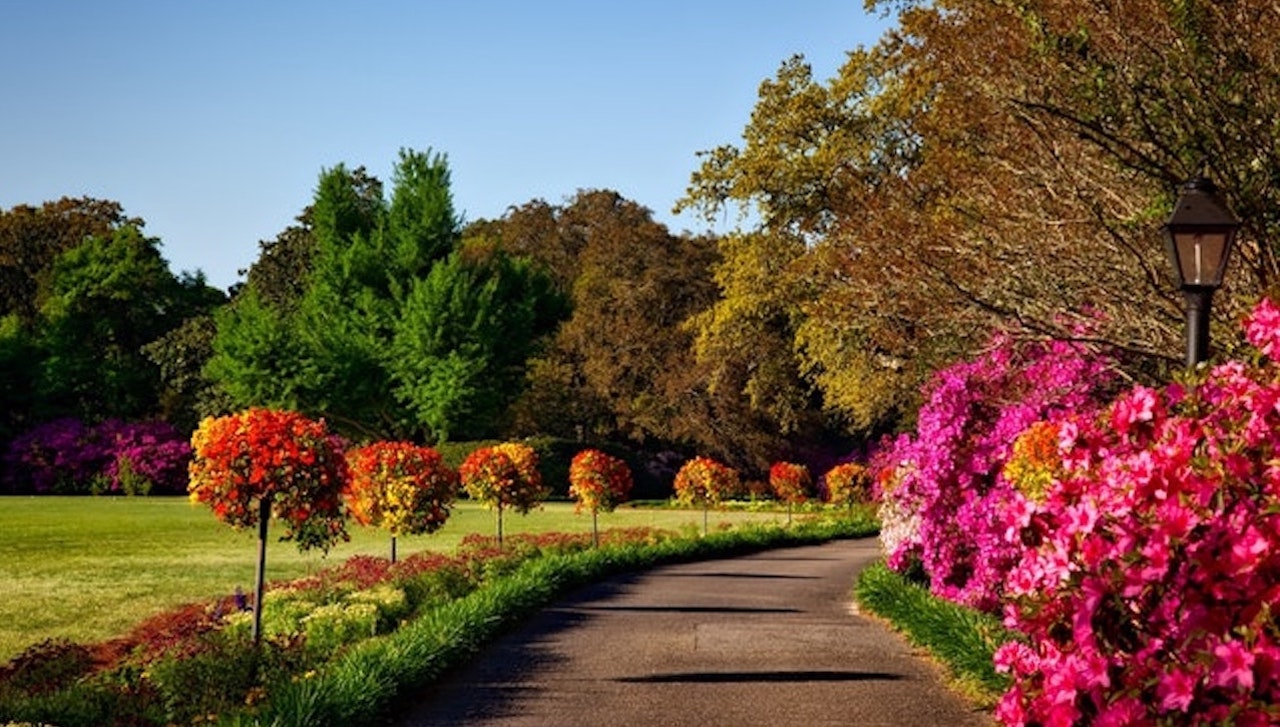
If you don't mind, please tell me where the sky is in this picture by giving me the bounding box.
[0,1,896,291]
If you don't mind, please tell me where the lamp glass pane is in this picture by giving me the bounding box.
[1174,231,1227,286]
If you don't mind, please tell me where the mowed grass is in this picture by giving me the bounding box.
[0,496,787,661]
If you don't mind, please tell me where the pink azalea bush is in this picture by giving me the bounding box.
[875,330,1118,610]
[992,298,1280,725]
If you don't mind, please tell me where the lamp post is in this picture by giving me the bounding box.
[1163,176,1240,367]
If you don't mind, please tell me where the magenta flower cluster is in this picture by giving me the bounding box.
[991,299,1280,725]
[3,418,192,495]
[875,329,1118,611]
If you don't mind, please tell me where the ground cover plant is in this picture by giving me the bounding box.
[0,513,877,726]
[854,561,1013,705]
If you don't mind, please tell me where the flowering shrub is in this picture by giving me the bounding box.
[768,461,812,505]
[992,299,1280,725]
[3,418,192,495]
[874,330,1117,611]
[188,408,350,553]
[673,456,740,511]
[568,449,633,514]
[822,462,872,507]
[346,441,458,537]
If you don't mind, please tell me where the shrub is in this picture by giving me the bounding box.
[873,328,1117,611]
[993,299,1280,726]
[822,461,872,507]
[1,419,191,495]
[768,461,812,505]
[673,456,740,534]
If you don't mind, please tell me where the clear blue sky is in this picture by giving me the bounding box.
[1,1,894,290]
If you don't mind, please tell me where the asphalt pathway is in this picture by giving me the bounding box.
[396,537,996,727]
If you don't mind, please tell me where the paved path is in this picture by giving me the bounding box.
[396,538,995,727]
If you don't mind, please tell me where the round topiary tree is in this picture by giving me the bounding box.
[188,408,350,643]
[673,455,740,535]
[568,448,634,545]
[345,441,459,563]
[459,442,546,546]
[823,461,872,516]
[768,461,812,525]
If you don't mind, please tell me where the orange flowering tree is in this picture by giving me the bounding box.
[673,455,740,534]
[769,461,812,525]
[823,462,872,515]
[346,441,459,563]
[188,408,350,642]
[459,442,546,545]
[568,449,634,545]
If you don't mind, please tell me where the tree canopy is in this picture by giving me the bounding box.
[681,0,1280,434]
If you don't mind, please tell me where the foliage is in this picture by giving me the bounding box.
[187,408,350,553]
[567,449,633,514]
[389,247,565,442]
[0,196,134,325]
[2,418,191,495]
[492,190,726,456]
[345,441,458,536]
[767,461,812,505]
[141,314,232,433]
[209,150,564,444]
[822,462,872,506]
[673,456,741,509]
[458,443,546,516]
[681,2,1280,436]
[34,226,225,423]
[875,326,1118,611]
[991,298,1280,725]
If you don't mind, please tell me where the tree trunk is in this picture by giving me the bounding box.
[251,497,270,646]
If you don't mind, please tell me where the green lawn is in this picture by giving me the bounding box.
[0,496,787,661]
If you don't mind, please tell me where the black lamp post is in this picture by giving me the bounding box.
[1163,176,1240,366]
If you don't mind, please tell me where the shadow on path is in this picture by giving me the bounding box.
[616,669,905,684]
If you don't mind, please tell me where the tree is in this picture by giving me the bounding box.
[673,456,741,534]
[488,191,730,450]
[680,2,1280,435]
[345,441,459,562]
[36,226,223,422]
[459,442,546,545]
[188,408,350,643]
[389,246,565,442]
[0,197,135,324]
[768,461,812,525]
[568,448,634,545]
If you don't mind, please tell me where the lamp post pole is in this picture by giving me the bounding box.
[1183,288,1213,367]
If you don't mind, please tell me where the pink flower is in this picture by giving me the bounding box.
[1156,667,1199,713]
[1211,639,1256,691]
[1244,297,1280,358]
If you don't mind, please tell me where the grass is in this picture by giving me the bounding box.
[853,561,1015,706]
[0,495,792,661]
